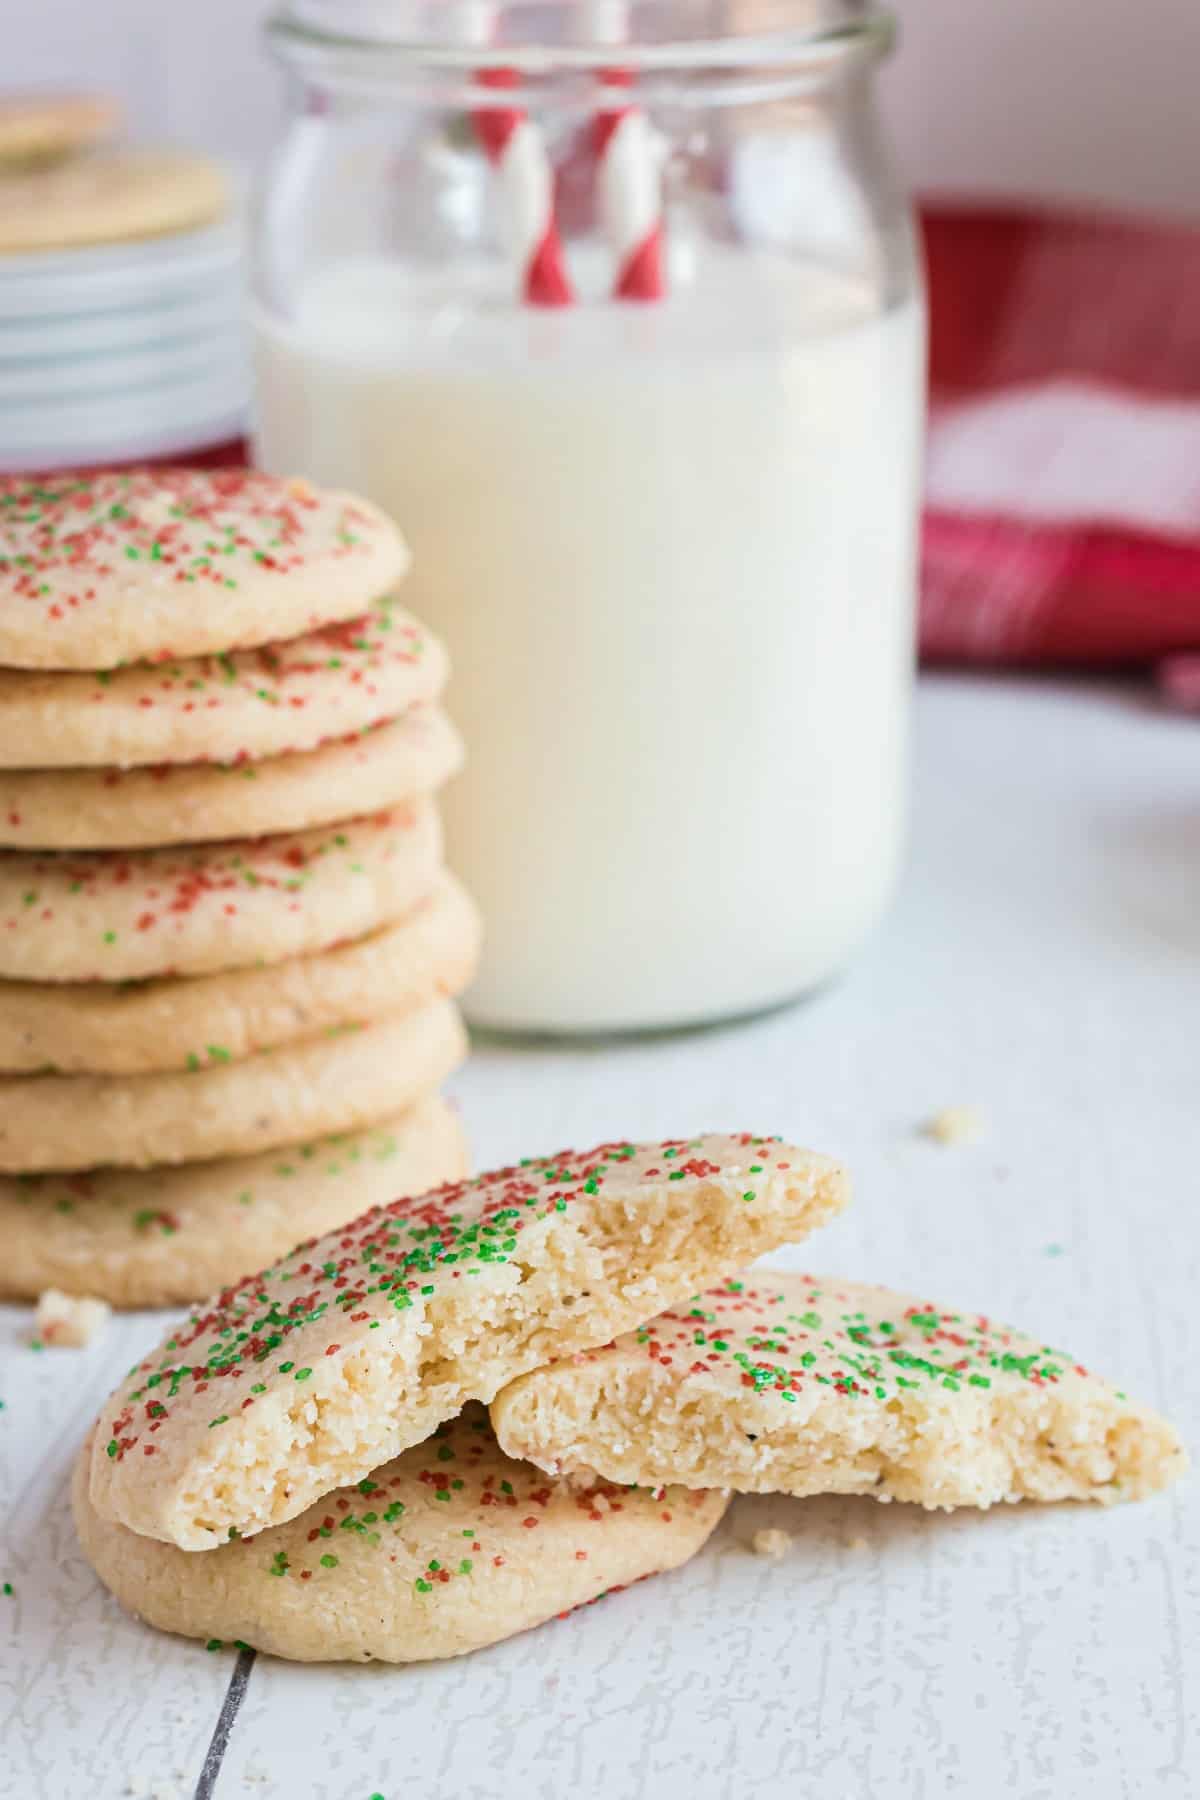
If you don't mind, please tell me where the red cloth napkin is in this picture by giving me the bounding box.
[919,204,1200,695]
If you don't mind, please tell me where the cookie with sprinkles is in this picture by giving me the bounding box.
[0,800,441,983]
[0,996,466,1172]
[0,1093,468,1308]
[0,469,407,670]
[491,1272,1186,1509]
[74,1406,727,1662]
[0,595,447,771]
[86,1135,847,1550]
[0,705,462,850]
[0,872,479,1076]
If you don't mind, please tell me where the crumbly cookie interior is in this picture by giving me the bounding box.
[492,1354,1184,1508]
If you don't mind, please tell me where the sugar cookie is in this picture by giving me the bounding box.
[0,706,461,849]
[74,1408,727,1662]
[0,470,407,671]
[86,1136,847,1549]
[491,1271,1186,1509]
[0,147,226,252]
[0,800,440,983]
[0,996,467,1173]
[0,872,478,1076]
[0,596,447,770]
[0,1094,468,1307]
[0,94,120,167]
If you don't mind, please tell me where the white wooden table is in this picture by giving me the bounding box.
[2,672,1196,1800]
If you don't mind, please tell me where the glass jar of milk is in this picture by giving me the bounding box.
[253,1,925,1034]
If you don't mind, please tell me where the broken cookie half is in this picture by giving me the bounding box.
[88,1136,847,1550]
[491,1271,1186,1509]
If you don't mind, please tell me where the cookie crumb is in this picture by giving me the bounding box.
[751,1527,793,1559]
[924,1105,985,1146]
[33,1288,110,1348]
[845,1535,870,1552]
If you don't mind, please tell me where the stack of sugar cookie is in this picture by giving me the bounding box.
[72,1137,1184,1664]
[0,466,479,1306]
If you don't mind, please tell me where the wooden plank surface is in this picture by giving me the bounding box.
[2,673,1196,1799]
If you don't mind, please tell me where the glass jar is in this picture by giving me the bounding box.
[252,1,926,1034]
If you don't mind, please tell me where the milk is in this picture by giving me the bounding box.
[253,250,925,1032]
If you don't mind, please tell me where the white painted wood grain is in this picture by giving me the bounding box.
[1,672,1197,1799]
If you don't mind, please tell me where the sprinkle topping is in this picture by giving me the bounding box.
[99,1136,791,1464]
[0,592,444,769]
[584,1273,1093,1403]
[249,1409,671,1596]
[0,469,405,669]
[0,801,434,982]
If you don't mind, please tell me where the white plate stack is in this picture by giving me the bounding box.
[0,212,249,472]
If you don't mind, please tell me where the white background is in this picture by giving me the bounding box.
[8,0,1200,217]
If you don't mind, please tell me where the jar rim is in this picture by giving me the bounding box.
[268,2,892,72]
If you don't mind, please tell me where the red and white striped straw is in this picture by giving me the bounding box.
[589,2,667,302]
[452,2,574,307]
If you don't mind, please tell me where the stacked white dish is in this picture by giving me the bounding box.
[0,212,249,471]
